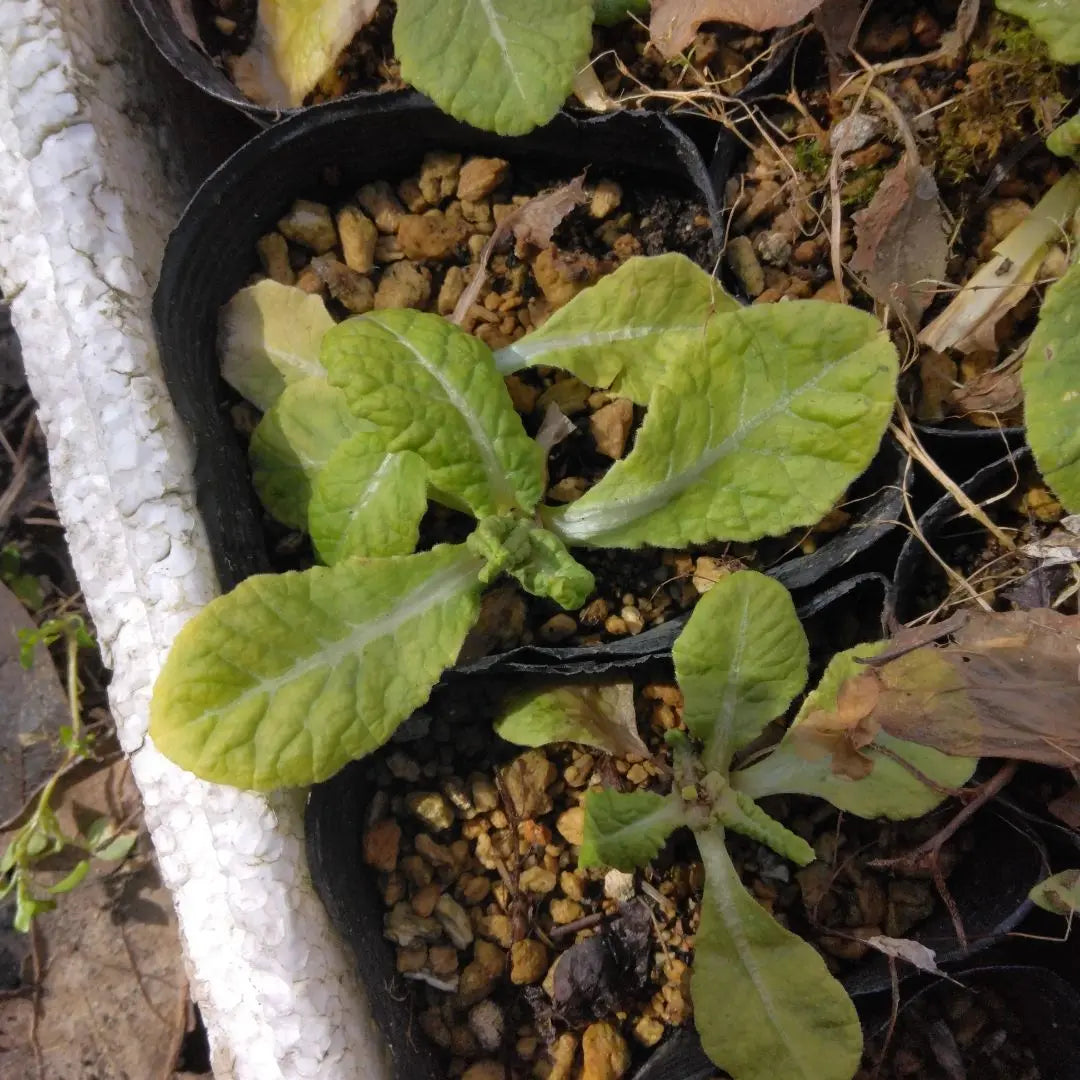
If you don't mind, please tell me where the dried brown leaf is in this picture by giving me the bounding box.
[813,0,864,63]
[870,608,1080,767]
[949,362,1024,418]
[851,152,947,328]
[451,176,587,325]
[790,671,880,779]
[649,0,824,58]
[865,934,945,976]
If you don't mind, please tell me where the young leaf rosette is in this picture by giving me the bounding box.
[151,253,899,791]
[563,570,977,1080]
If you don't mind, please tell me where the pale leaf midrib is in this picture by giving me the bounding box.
[494,323,702,371]
[380,320,516,510]
[554,343,864,541]
[200,555,479,725]
[474,0,527,100]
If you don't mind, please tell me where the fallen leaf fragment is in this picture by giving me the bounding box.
[1020,514,1080,566]
[865,935,953,978]
[1029,869,1080,916]
[650,0,824,58]
[851,152,948,328]
[948,359,1023,418]
[233,0,381,108]
[789,670,881,779]
[451,176,587,325]
[860,608,1080,767]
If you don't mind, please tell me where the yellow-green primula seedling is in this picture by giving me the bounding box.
[572,571,977,1080]
[150,254,899,791]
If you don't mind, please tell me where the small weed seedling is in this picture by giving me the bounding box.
[1,616,137,931]
[554,570,978,1080]
[151,253,899,790]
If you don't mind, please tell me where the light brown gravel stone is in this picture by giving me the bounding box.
[336,205,378,272]
[419,150,462,204]
[310,255,374,314]
[374,261,431,309]
[410,882,442,918]
[582,1020,631,1080]
[458,156,509,201]
[362,819,400,872]
[461,1063,506,1080]
[397,210,469,261]
[589,397,634,459]
[539,613,577,643]
[589,180,623,219]
[256,232,294,284]
[510,939,550,985]
[356,180,405,233]
[550,898,585,925]
[277,199,337,253]
[406,791,455,831]
[725,235,764,297]
[519,866,557,894]
[501,750,556,819]
[555,807,585,847]
[434,894,474,949]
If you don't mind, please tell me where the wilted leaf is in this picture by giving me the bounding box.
[864,934,946,976]
[219,280,332,412]
[1021,514,1080,566]
[869,608,1080,766]
[232,0,381,108]
[1029,868,1080,915]
[650,0,825,57]
[496,681,650,758]
[949,360,1024,418]
[851,153,948,328]
[733,644,977,819]
[512,175,588,250]
[454,178,589,324]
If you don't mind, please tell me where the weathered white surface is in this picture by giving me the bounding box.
[0,3,389,1078]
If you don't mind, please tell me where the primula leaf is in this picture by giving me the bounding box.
[496,682,650,758]
[219,280,332,412]
[995,0,1080,63]
[249,378,368,529]
[732,644,976,819]
[592,0,651,26]
[692,830,863,1080]
[544,301,897,548]
[150,544,484,789]
[494,254,738,403]
[393,0,594,136]
[323,309,545,517]
[1022,257,1080,513]
[579,788,686,870]
[1029,869,1080,916]
[509,526,596,609]
[466,515,596,609]
[712,780,816,865]
[1048,114,1080,162]
[233,0,381,108]
[308,432,428,563]
[673,571,808,772]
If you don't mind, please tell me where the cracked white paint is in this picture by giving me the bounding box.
[0,3,390,1078]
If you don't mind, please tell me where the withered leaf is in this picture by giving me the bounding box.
[865,934,947,977]
[869,608,1080,766]
[851,153,948,329]
[789,671,880,779]
[1029,869,1080,917]
[650,0,825,58]
[452,176,587,324]
[949,362,1024,419]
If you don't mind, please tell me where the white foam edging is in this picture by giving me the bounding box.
[0,3,390,1077]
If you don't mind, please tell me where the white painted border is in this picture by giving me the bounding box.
[0,3,389,1077]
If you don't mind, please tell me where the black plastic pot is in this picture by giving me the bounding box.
[890,447,1033,624]
[862,963,1080,1080]
[306,568,1046,1079]
[306,573,884,1080]
[154,94,904,669]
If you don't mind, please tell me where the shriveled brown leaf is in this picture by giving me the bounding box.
[949,362,1023,418]
[938,0,980,61]
[451,176,587,324]
[790,671,880,779]
[851,152,947,328]
[869,608,1080,766]
[650,0,824,58]
[916,350,958,423]
[865,934,946,976]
